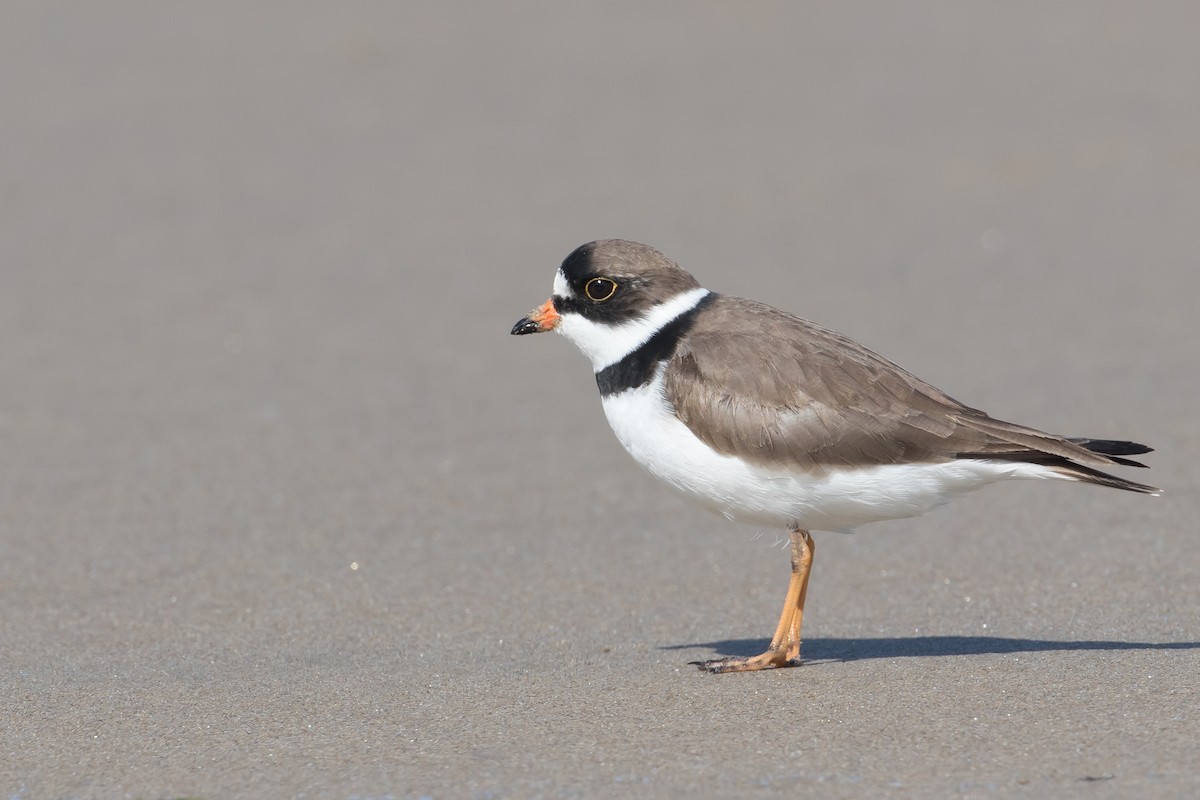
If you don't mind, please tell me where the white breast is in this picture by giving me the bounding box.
[600,369,1064,532]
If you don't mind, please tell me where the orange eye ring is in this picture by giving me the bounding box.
[585,277,618,302]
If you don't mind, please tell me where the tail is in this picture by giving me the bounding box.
[970,437,1161,496]
[1067,438,1153,467]
[1058,438,1161,495]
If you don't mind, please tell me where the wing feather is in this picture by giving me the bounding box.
[663,297,1121,471]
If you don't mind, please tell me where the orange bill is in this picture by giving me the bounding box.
[510,298,560,335]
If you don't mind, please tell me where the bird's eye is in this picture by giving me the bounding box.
[585,277,618,302]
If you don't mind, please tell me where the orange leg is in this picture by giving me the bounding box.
[695,529,815,673]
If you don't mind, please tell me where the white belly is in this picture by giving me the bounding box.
[600,370,1062,532]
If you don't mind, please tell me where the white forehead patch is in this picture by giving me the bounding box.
[552,269,575,300]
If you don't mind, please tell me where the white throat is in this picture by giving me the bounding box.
[555,284,711,371]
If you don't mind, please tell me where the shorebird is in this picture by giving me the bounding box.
[512,240,1158,673]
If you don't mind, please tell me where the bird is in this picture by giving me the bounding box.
[511,239,1159,673]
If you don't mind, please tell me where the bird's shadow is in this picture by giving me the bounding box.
[663,635,1200,664]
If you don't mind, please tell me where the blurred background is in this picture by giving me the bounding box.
[2,3,1197,797]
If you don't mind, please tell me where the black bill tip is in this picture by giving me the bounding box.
[511,316,540,335]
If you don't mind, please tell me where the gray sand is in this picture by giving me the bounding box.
[2,3,1197,798]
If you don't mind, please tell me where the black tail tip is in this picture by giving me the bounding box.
[1070,438,1154,457]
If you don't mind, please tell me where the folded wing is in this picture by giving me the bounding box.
[663,297,1157,493]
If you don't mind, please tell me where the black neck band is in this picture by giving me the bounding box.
[595,293,716,396]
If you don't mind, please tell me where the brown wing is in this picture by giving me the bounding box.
[663,296,1122,471]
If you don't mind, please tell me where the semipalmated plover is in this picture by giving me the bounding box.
[512,240,1158,673]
